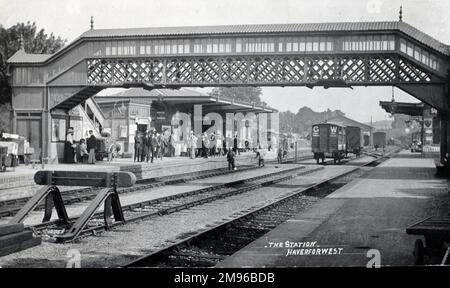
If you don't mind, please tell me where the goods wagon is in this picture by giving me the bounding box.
[345,126,361,157]
[311,123,346,164]
[373,131,387,149]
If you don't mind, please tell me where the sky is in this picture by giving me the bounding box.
[1,0,449,123]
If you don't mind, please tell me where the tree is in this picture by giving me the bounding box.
[0,22,66,131]
[208,87,266,106]
[278,106,346,134]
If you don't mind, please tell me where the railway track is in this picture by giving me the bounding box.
[31,164,323,241]
[123,148,399,267]
[0,154,313,218]
[0,164,262,218]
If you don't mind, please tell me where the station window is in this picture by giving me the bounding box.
[206,39,212,53]
[430,55,437,70]
[373,36,381,50]
[105,41,111,55]
[326,37,333,51]
[342,37,350,51]
[111,42,117,55]
[319,37,326,51]
[421,50,429,66]
[359,36,366,51]
[313,37,319,51]
[278,39,283,52]
[165,40,171,54]
[286,37,292,52]
[299,37,306,51]
[381,35,388,50]
[184,39,190,53]
[236,39,242,53]
[178,39,184,54]
[213,39,219,53]
[123,41,130,55]
[171,40,177,54]
[414,46,421,61]
[117,41,123,55]
[406,42,413,57]
[149,41,156,54]
[388,35,395,50]
[400,39,407,53]
[351,36,358,51]
[225,38,232,53]
[194,39,201,53]
[158,40,165,54]
[201,39,207,53]
[306,37,312,51]
[269,39,275,52]
[219,39,225,53]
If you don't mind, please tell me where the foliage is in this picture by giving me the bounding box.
[0,21,66,131]
[279,106,346,134]
[208,87,266,106]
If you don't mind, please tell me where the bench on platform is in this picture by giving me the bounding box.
[9,170,136,242]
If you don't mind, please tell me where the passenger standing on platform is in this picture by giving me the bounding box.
[222,136,227,156]
[202,132,209,158]
[150,130,158,163]
[277,146,283,164]
[169,131,176,157]
[145,131,152,162]
[155,133,162,160]
[254,148,265,167]
[134,132,143,162]
[76,139,89,163]
[233,134,238,155]
[216,131,222,157]
[87,130,96,164]
[227,148,236,171]
[162,132,169,158]
[189,131,197,159]
[64,128,76,163]
[142,131,149,162]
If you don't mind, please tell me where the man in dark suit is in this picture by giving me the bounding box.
[86,130,96,164]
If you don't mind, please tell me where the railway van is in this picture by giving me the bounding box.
[373,131,387,149]
[311,123,346,164]
[345,126,362,157]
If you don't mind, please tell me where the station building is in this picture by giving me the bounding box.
[79,88,276,158]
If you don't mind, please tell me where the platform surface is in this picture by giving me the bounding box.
[218,150,450,267]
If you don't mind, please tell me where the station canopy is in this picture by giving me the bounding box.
[379,101,424,116]
[94,88,277,114]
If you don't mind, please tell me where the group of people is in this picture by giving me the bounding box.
[134,129,175,163]
[183,131,242,160]
[64,127,97,164]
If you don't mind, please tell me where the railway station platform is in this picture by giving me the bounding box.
[0,150,308,202]
[218,150,450,267]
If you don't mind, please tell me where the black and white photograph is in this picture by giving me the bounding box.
[0,0,449,281]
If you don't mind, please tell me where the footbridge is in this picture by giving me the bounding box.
[7,18,450,160]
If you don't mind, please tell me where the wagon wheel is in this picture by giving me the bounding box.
[413,239,425,265]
